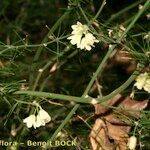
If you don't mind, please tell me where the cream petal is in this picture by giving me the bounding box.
[143,79,150,93]
[127,136,137,150]
[70,22,89,35]
[68,34,82,46]
[38,109,51,123]
[23,114,36,128]
[85,45,92,51]
[78,33,98,50]
[134,72,148,90]
[134,82,144,90]
[34,114,45,128]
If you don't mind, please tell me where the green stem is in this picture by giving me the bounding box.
[49,104,79,141]
[0,35,68,54]
[14,69,140,150]
[29,8,71,88]
[16,8,71,146]
[33,9,71,62]
[14,91,91,103]
[90,0,106,24]
[97,70,139,103]
[32,45,72,91]
[84,45,115,94]
[46,0,149,146]
[14,69,141,104]
[39,50,78,91]
[117,0,150,41]
[16,0,149,148]
[106,0,144,24]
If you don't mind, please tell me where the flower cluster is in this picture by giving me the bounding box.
[67,22,99,51]
[134,72,150,93]
[23,107,51,129]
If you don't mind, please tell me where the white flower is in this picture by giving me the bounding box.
[67,34,83,47]
[134,72,148,90]
[144,32,150,41]
[23,114,36,128]
[108,29,113,37]
[146,13,150,20]
[127,136,137,150]
[71,21,89,35]
[67,21,99,51]
[144,34,149,39]
[34,108,51,128]
[79,33,99,51]
[34,113,44,128]
[67,22,89,48]
[23,108,51,129]
[139,4,143,10]
[134,72,150,93]
[38,108,51,124]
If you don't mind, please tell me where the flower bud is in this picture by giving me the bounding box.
[127,136,137,150]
